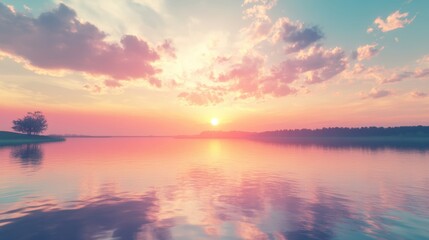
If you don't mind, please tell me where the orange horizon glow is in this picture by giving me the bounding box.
[1,103,429,135]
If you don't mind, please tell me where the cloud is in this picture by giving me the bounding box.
[417,55,429,64]
[410,91,427,98]
[217,54,271,98]
[6,4,16,13]
[240,0,276,49]
[352,44,384,61]
[296,45,347,84]
[157,39,176,58]
[365,88,392,99]
[366,27,374,33]
[0,3,161,85]
[382,68,429,83]
[272,17,324,53]
[242,0,276,20]
[176,0,340,106]
[58,0,166,42]
[104,79,122,88]
[382,71,414,83]
[180,45,346,105]
[222,55,298,98]
[179,52,299,105]
[353,54,429,84]
[373,11,415,32]
[23,4,31,12]
[415,68,429,78]
[178,90,224,106]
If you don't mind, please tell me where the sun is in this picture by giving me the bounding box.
[210,118,219,126]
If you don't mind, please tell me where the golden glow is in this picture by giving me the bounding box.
[210,118,219,126]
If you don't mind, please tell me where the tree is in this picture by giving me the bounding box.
[12,111,48,135]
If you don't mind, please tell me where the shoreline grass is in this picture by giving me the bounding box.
[0,131,65,146]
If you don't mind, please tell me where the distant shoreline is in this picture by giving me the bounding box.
[175,135,429,144]
[178,126,429,139]
[57,135,171,138]
[176,135,429,140]
[51,126,429,141]
[0,131,65,146]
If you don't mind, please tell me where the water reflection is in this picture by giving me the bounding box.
[252,137,429,152]
[1,166,427,239]
[10,144,44,167]
[0,138,428,240]
[0,193,169,240]
[0,178,346,239]
[177,169,354,239]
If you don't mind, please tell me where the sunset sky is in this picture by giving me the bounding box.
[1,0,429,135]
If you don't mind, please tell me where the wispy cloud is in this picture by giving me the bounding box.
[382,68,429,83]
[382,71,414,83]
[373,10,415,32]
[178,90,224,106]
[409,91,427,98]
[364,88,392,99]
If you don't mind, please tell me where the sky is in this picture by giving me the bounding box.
[1,0,429,135]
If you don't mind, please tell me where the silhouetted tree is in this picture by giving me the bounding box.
[12,111,48,135]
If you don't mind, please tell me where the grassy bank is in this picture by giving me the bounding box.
[0,131,65,146]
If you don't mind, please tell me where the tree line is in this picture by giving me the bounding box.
[257,126,429,138]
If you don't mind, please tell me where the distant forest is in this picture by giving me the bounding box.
[258,126,429,138]
[198,126,429,138]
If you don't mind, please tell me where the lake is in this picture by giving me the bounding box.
[0,138,428,240]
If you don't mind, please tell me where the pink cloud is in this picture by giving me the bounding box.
[410,91,427,98]
[0,3,161,85]
[83,84,102,93]
[415,68,429,78]
[178,90,224,106]
[218,54,297,98]
[296,46,347,84]
[365,88,392,99]
[242,0,276,20]
[217,55,266,98]
[382,71,414,83]
[382,68,429,83]
[178,53,299,105]
[215,56,231,64]
[352,44,383,61]
[157,39,176,58]
[242,18,273,44]
[374,11,415,32]
[104,79,122,88]
[179,45,346,105]
[6,4,15,13]
[240,0,276,48]
[176,1,347,106]
[417,55,429,64]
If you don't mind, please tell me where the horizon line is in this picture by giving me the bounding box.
[46,125,429,138]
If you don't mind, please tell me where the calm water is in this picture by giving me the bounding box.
[0,138,428,240]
